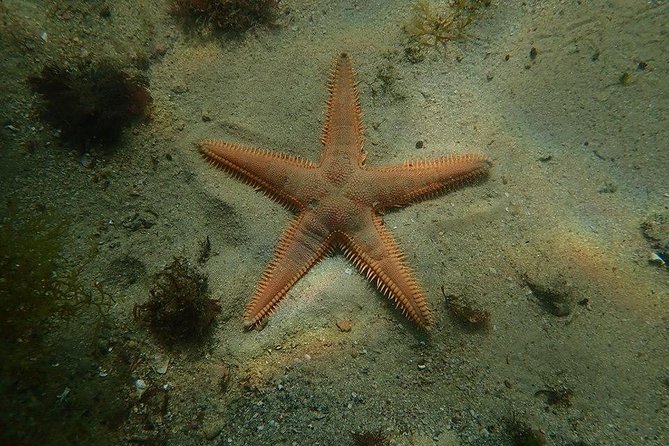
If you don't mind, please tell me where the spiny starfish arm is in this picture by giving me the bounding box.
[320,53,366,164]
[341,213,435,328]
[199,139,317,211]
[243,211,334,329]
[370,154,491,209]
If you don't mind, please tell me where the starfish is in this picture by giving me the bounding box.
[199,53,490,330]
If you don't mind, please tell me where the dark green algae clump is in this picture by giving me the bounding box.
[0,204,122,446]
[0,204,99,341]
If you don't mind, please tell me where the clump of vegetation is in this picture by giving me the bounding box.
[505,416,546,446]
[170,0,280,34]
[134,257,220,348]
[403,0,492,61]
[0,203,108,342]
[370,62,407,102]
[522,273,575,317]
[28,60,151,151]
[1,204,65,341]
[351,430,391,446]
[535,386,574,408]
[0,203,121,446]
[441,286,491,331]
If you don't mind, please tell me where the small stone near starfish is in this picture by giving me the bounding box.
[336,319,353,332]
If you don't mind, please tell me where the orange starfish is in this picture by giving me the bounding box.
[200,53,490,330]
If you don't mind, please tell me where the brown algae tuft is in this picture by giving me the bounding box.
[522,272,575,317]
[441,286,491,331]
[28,61,152,151]
[351,430,391,446]
[134,257,220,348]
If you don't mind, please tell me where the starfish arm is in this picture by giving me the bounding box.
[199,139,317,211]
[243,211,334,329]
[369,154,491,209]
[341,213,434,328]
[320,53,366,164]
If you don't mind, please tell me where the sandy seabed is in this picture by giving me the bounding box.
[1,1,667,445]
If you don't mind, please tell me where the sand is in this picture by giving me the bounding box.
[0,0,667,445]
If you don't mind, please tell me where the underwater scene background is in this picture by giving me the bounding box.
[0,1,667,445]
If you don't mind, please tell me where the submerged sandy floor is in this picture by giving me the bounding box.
[1,0,668,445]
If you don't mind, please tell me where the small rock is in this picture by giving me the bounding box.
[217,363,231,393]
[153,43,167,57]
[171,83,189,94]
[204,422,225,440]
[336,319,352,332]
[151,353,169,374]
[79,152,93,168]
[121,211,156,231]
[135,378,147,396]
[641,213,669,265]
[649,252,666,267]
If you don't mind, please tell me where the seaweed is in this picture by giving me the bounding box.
[403,0,492,61]
[0,203,121,446]
[28,60,151,151]
[169,0,280,34]
[197,235,212,264]
[0,202,109,342]
[522,273,575,317]
[134,257,221,348]
[505,416,546,446]
[0,204,65,340]
[441,286,491,331]
[369,63,407,101]
[217,363,232,393]
[351,430,391,446]
[535,386,574,407]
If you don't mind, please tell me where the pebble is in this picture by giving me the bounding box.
[649,252,666,267]
[336,319,352,332]
[57,387,70,401]
[79,152,93,168]
[135,378,147,396]
[151,353,170,374]
[203,422,225,440]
